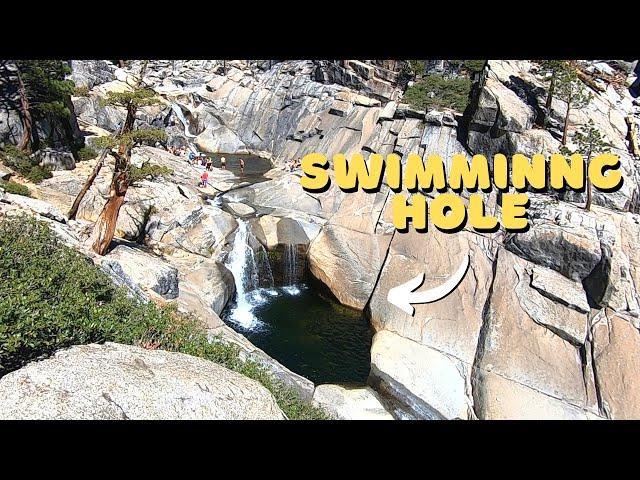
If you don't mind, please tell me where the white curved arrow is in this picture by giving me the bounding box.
[387,253,470,316]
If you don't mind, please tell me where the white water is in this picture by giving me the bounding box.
[224,221,308,329]
[224,221,262,329]
[283,244,302,295]
[171,103,197,138]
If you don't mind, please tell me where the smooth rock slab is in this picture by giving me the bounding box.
[313,384,393,420]
[4,193,66,223]
[0,343,285,420]
[369,330,472,420]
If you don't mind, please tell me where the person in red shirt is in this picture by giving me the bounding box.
[200,170,209,188]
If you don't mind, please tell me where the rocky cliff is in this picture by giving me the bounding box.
[1,59,639,419]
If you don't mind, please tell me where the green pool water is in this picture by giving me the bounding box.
[222,284,374,385]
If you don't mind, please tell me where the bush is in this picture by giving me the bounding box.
[0,216,326,419]
[0,180,31,197]
[0,145,52,184]
[402,74,472,112]
[73,85,90,97]
[77,146,98,161]
[129,162,173,184]
[25,165,53,183]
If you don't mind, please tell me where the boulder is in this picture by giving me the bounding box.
[368,227,494,366]
[308,224,392,310]
[33,148,76,171]
[312,384,393,420]
[103,245,179,299]
[0,343,284,420]
[507,196,605,281]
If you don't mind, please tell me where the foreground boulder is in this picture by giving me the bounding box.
[0,343,285,420]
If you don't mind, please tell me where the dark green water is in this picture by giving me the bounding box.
[222,285,374,385]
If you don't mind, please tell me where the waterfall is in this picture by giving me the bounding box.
[224,221,261,329]
[283,244,302,295]
[284,244,297,285]
[171,103,197,138]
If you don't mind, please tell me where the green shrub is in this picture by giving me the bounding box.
[402,74,472,112]
[73,85,90,97]
[0,216,326,419]
[0,145,52,184]
[0,180,31,197]
[25,165,52,183]
[129,162,173,184]
[77,146,98,161]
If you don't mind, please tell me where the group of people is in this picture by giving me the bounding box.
[198,155,246,188]
[284,157,301,172]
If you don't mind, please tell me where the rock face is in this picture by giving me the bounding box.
[0,343,285,420]
[591,310,640,419]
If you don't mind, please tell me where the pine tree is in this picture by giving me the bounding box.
[536,60,568,125]
[68,62,149,221]
[14,60,76,153]
[556,67,592,145]
[561,120,610,211]
[83,64,165,255]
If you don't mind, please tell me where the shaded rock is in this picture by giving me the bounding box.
[0,343,284,420]
[312,384,393,420]
[209,325,315,402]
[507,196,604,281]
[33,148,76,171]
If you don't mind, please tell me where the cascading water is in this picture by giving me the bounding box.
[224,221,261,329]
[224,220,277,330]
[283,244,301,295]
[221,221,373,384]
[171,103,197,138]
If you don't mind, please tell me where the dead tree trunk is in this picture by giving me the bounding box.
[16,67,33,153]
[67,149,108,219]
